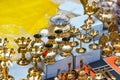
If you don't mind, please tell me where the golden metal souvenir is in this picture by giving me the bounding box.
[81,24,91,43]
[70,26,79,47]
[14,37,31,66]
[54,69,61,80]
[89,29,99,50]
[99,33,109,46]
[43,44,56,64]
[102,45,112,57]
[60,37,73,57]
[65,62,75,80]
[108,22,118,33]
[0,47,15,80]
[80,0,88,14]
[77,60,87,80]
[109,31,119,42]
[115,52,120,66]
[94,69,104,80]
[31,34,44,48]
[76,33,86,53]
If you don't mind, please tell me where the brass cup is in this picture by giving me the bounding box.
[89,30,99,50]
[81,24,91,43]
[70,27,79,47]
[76,33,86,53]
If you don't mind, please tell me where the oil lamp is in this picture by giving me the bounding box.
[0,47,15,80]
[81,24,91,43]
[76,32,86,53]
[60,37,73,57]
[14,37,31,66]
[89,29,99,50]
[70,26,79,47]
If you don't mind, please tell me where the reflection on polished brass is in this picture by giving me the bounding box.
[80,0,88,14]
[70,27,79,47]
[76,33,86,53]
[43,44,56,64]
[77,60,87,80]
[65,62,75,80]
[60,37,73,57]
[108,22,118,33]
[0,47,15,80]
[115,52,120,66]
[14,37,31,66]
[99,33,109,46]
[109,31,119,42]
[54,69,61,80]
[89,29,99,50]
[81,24,91,43]
[31,34,44,48]
[102,45,112,57]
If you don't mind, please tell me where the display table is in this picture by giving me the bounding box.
[70,15,103,40]
[9,62,45,80]
[58,1,84,16]
[42,54,73,79]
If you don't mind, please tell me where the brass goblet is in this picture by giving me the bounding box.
[81,24,91,43]
[76,33,86,53]
[89,29,99,50]
[80,0,88,14]
[0,47,15,80]
[70,27,79,47]
[14,37,31,66]
[85,4,95,24]
[28,46,42,74]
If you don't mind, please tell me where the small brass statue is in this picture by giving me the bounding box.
[14,37,31,66]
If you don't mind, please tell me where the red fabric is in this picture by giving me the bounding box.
[43,51,48,57]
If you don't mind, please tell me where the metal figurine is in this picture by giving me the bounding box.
[76,32,86,53]
[14,37,31,66]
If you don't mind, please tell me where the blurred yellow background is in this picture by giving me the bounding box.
[0,0,58,48]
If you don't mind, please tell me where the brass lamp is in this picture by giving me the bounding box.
[14,37,31,66]
[89,29,99,50]
[0,47,15,80]
[76,32,86,53]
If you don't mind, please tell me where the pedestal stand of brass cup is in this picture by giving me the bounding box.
[28,46,42,74]
[1,47,15,80]
[70,27,79,47]
[14,37,31,66]
[81,24,91,43]
[76,33,86,53]
[85,4,95,24]
[89,29,99,50]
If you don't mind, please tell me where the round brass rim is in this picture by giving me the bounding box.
[89,43,99,50]
[17,58,30,66]
[76,47,86,53]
